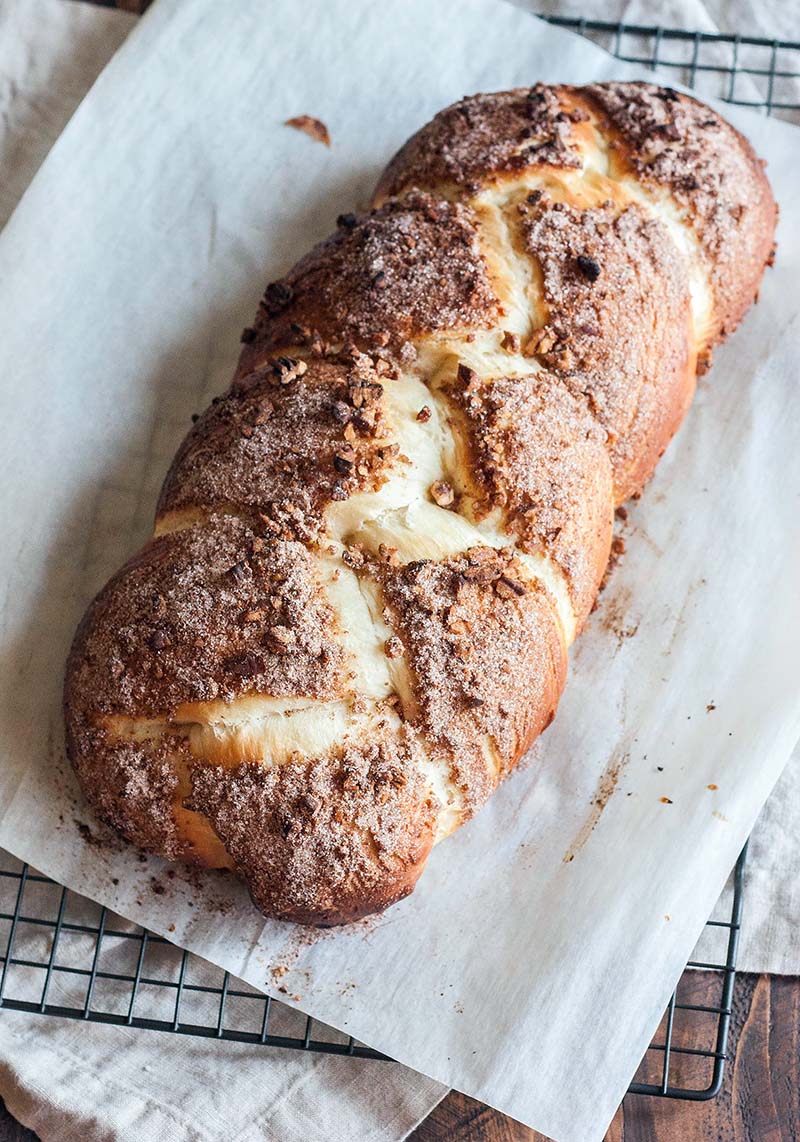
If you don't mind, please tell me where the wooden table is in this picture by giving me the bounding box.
[6,2,788,1138]
[411,973,799,1140]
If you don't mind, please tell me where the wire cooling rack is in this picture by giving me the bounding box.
[2,12,792,1110]
[0,846,747,1099]
[542,15,800,120]
[0,852,382,1061]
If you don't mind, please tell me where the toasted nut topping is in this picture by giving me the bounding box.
[263,281,293,314]
[465,545,491,562]
[242,609,265,623]
[462,561,498,582]
[430,480,455,508]
[496,575,526,599]
[378,543,399,566]
[456,362,478,387]
[416,405,432,423]
[253,403,274,425]
[342,546,365,569]
[266,625,296,652]
[226,560,249,584]
[333,446,355,474]
[576,254,601,282]
[271,356,308,385]
[284,115,331,147]
[501,330,521,352]
[385,636,404,659]
[523,326,556,356]
[225,650,264,677]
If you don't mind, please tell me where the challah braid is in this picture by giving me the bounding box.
[64,83,776,925]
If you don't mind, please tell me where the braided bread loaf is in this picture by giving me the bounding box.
[64,83,776,925]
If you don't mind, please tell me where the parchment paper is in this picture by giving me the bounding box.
[0,2,798,1139]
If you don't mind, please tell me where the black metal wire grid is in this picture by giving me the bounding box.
[541,15,800,119]
[0,845,747,1099]
[0,852,385,1061]
[629,844,747,1099]
[0,12,786,1107]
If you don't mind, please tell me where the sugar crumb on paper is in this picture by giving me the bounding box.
[284,115,331,146]
[663,577,709,656]
[598,586,639,649]
[562,750,629,863]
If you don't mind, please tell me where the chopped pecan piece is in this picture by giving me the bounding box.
[284,115,331,147]
[576,254,601,282]
[429,480,455,508]
[524,326,556,356]
[385,637,404,659]
[266,625,296,653]
[496,575,526,600]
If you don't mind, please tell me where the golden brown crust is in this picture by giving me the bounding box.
[370,548,567,816]
[375,84,584,199]
[157,354,392,541]
[188,726,437,925]
[65,723,186,859]
[64,82,777,925]
[582,81,778,348]
[442,368,613,628]
[516,195,695,502]
[64,515,348,722]
[236,192,499,369]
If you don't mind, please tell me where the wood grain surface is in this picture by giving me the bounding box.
[409,973,799,1140]
[4,3,790,1139]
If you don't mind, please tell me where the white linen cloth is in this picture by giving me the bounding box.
[0,3,447,1139]
[0,2,794,1142]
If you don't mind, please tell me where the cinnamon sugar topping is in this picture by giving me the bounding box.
[64,80,776,926]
